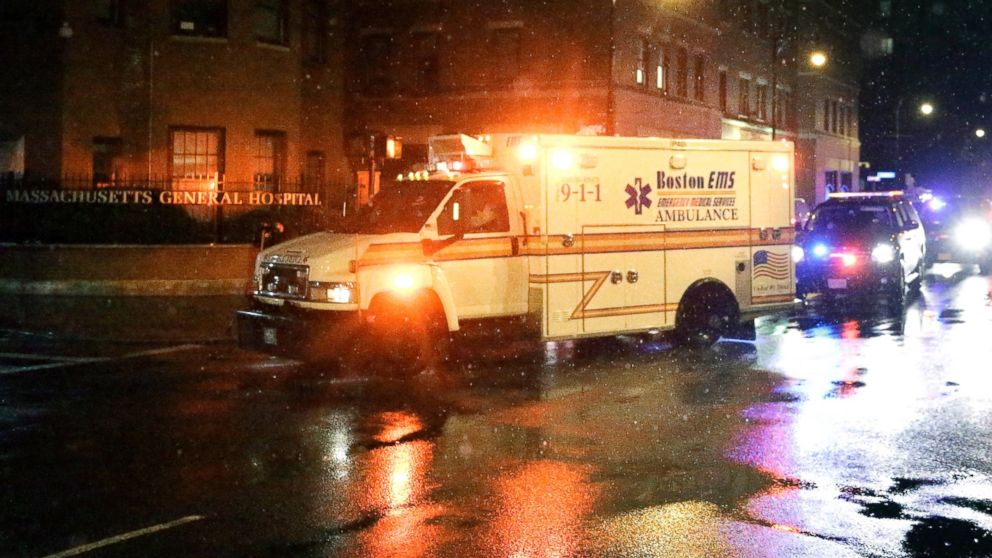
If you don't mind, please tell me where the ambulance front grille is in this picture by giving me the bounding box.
[258,263,309,299]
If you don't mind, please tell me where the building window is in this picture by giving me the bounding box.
[304,151,325,192]
[636,39,649,86]
[490,27,522,82]
[171,128,224,179]
[92,137,123,186]
[825,170,839,193]
[881,37,894,55]
[774,87,787,126]
[255,0,288,45]
[302,0,327,64]
[756,83,768,120]
[676,47,688,97]
[738,77,751,116]
[693,54,705,101]
[718,70,727,111]
[880,0,892,17]
[823,99,830,130]
[254,131,287,191]
[95,0,124,27]
[841,171,853,192]
[656,47,668,92]
[172,0,227,38]
[755,83,768,120]
[360,33,393,95]
[412,32,440,94]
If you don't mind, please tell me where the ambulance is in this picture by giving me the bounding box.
[236,133,798,368]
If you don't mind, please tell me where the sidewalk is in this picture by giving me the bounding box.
[0,294,247,343]
[0,243,258,343]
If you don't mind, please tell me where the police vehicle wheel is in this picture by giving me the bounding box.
[675,286,737,348]
[887,270,905,307]
[909,260,923,292]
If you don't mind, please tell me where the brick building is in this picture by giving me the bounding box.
[0,0,348,200]
[0,0,862,208]
[345,0,863,204]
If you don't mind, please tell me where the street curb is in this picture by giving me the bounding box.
[0,327,234,346]
[0,278,247,297]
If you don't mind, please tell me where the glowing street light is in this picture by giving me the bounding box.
[894,97,936,174]
[809,51,828,67]
[976,128,986,138]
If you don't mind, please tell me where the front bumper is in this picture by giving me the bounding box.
[236,301,360,358]
[797,261,900,295]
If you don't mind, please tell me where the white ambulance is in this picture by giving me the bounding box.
[236,133,797,367]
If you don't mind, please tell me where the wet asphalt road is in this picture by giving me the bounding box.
[3,264,992,557]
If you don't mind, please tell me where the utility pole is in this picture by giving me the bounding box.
[606,0,616,135]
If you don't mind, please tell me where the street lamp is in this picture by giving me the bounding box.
[894,97,935,173]
[809,51,828,68]
[977,128,986,138]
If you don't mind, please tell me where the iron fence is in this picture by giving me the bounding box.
[0,175,351,245]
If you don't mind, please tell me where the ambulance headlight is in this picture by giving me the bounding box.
[309,281,356,303]
[871,243,896,264]
[955,218,992,250]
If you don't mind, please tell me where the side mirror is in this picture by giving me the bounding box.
[904,220,920,231]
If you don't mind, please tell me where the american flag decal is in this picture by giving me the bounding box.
[753,250,791,280]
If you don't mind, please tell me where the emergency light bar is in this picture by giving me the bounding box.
[430,134,493,166]
[827,191,904,199]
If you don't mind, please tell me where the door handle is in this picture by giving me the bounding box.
[562,234,574,248]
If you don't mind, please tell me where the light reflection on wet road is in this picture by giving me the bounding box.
[2,265,992,557]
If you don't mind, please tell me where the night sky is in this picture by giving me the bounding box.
[860,1,992,191]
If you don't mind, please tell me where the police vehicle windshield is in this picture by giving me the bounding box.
[806,204,894,233]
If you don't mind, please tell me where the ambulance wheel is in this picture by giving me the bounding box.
[345,292,449,376]
[674,283,738,348]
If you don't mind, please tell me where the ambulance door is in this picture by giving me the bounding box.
[435,179,529,319]
[749,150,795,303]
[544,158,582,338]
[580,225,667,334]
[620,224,667,331]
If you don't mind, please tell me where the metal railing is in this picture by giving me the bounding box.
[0,175,347,245]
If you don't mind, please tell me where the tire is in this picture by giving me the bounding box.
[887,269,905,309]
[343,294,449,376]
[674,285,738,348]
[909,259,923,293]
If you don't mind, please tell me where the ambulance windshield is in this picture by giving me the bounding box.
[335,180,455,234]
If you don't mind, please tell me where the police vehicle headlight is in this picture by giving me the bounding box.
[871,243,896,264]
[791,245,805,263]
[955,218,992,251]
[309,281,356,303]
